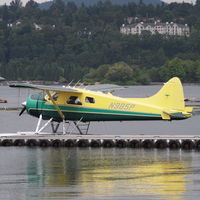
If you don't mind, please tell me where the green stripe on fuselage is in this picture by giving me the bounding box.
[27,99,161,122]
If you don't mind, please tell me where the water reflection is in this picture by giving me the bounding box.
[25,148,192,199]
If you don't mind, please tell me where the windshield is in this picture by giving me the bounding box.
[30,92,46,101]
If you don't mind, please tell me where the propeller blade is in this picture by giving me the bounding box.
[19,101,27,116]
[19,106,26,116]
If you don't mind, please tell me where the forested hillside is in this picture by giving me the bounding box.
[39,0,162,9]
[0,0,200,84]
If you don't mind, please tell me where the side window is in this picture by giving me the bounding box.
[52,93,59,101]
[67,96,82,105]
[85,97,95,104]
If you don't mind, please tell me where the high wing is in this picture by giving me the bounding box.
[9,83,82,93]
[9,83,124,93]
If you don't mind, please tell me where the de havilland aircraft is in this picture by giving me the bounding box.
[9,77,193,135]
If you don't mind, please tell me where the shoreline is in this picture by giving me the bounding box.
[1,80,200,86]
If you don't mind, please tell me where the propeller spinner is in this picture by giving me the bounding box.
[19,101,26,116]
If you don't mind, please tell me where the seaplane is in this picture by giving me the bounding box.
[9,77,193,135]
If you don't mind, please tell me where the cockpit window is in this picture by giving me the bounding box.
[31,92,45,100]
[67,96,82,105]
[85,97,95,103]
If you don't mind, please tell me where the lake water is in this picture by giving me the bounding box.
[0,84,200,200]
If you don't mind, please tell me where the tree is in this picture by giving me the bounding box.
[10,0,22,11]
[105,62,133,83]
[50,0,65,15]
[25,0,38,9]
[159,58,186,81]
[64,2,77,26]
[1,5,9,22]
[84,64,110,82]
[161,10,175,22]
[196,0,200,10]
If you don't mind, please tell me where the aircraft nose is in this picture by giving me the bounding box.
[21,101,26,106]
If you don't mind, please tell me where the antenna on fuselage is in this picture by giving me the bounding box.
[82,82,87,90]
[73,80,80,88]
[67,80,74,87]
[17,88,21,110]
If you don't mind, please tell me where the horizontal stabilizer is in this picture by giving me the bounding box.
[161,112,171,120]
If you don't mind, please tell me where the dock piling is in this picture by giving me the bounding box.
[1,134,200,150]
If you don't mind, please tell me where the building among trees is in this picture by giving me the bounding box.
[120,21,190,36]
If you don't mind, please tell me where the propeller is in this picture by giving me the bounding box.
[19,101,26,116]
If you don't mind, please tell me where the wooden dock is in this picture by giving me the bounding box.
[0,133,200,149]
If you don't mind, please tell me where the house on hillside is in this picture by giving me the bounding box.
[33,23,43,31]
[120,21,190,37]
[33,23,56,31]
[7,20,22,28]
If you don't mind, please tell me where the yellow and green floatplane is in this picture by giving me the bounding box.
[10,77,193,134]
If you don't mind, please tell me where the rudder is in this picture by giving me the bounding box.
[147,77,185,110]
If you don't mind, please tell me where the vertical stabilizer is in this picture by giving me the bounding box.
[148,77,185,110]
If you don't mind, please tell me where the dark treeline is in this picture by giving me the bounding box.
[39,0,162,9]
[1,0,200,83]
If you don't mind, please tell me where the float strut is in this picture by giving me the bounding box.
[35,114,53,134]
[63,120,66,135]
[50,122,60,133]
[35,114,42,133]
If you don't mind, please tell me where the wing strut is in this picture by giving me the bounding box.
[45,90,65,120]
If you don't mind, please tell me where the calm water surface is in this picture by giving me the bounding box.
[0,85,200,199]
[0,148,200,200]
